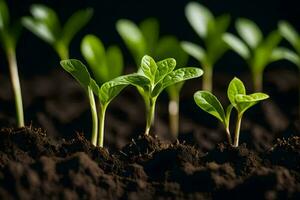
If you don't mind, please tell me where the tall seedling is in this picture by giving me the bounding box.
[60,59,148,147]
[22,4,93,60]
[182,2,230,92]
[223,18,286,91]
[0,0,24,127]
[116,18,189,137]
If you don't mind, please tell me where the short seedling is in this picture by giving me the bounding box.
[182,2,230,92]
[223,18,286,92]
[0,0,24,127]
[81,34,123,84]
[135,55,203,135]
[22,4,92,59]
[194,77,269,147]
[116,18,189,137]
[60,59,148,147]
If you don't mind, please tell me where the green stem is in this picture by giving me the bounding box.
[233,113,243,147]
[88,87,98,146]
[168,93,180,138]
[203,64,213,92]
[98,103,108,147]
[253,71,263,92]
[225,126,232,146]
[145,97,156,135]
[7,48,24,127]
[55,43,69,60]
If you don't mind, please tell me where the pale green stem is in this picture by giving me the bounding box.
[55,43,69,60]
[7,48,24,127]
[252,71,263,92]
[225,126,232,146]
[88,87,98,146]
[202,64,213,92]
[168,93,180,138]
[98,103,108,147]
[145,98,156,135]
[233,113,243,147]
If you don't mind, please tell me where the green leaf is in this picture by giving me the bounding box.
[140,18,159,54]
[99,73,150,104]
[181,41,206,62]
[153,67,203,96]
[81,34,107,83]
[61,8,93,47]
[155,36,188,68]
[236,18,262,49]
[270,47,300,67]
[235,93,269,113]
[223,33,250,59]
[60,59,91,90]
[155,58,176,84]
[185,2,213,38]
[227,77,246,108]
[194,91,225,123]
[278,21,300,53]
[116,19,146,65]
[139,55,157,82]
[0,0,9,29]
[106,45,123,80]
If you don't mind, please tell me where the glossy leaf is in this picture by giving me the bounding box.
[60,59,91,90]
[227,77,246,107]
[236,18,262,49]
[185,2,213,38]
[140,55,157,82]
[181,41,205,62]
[61,8,93,46]
[116,19,146,65]
[223,33,250,59]
[194,91,225,123]
[235,93,269,113]
[155,58,176,84]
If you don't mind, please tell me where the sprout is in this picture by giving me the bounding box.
[22,4,93,59]
[135,55,203,135]
[0,0,24,127]
[194,77,269,147]
[182,2,230,92]
[223,18,286,91]
[116,18,189,138]
[60,59,148,147]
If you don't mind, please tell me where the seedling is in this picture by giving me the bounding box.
[116,18,189,137]
[223,18,286,92]
[182,2,230,92]
[81,34,123,84]
[135,55,203,135]
[22,4,92,59]
[194,77,269,147]
[60,59,148,147]
[0,0,24,127]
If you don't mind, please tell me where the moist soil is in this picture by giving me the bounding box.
[0,67,299,199]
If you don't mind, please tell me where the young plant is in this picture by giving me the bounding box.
[60,59,148,147]
[135,55,203,135]
[194,77,269,147]
[116,18,189,137]
[22,4,92,59]
[81,34,123,84]
[0,0,24,127]
[182,2,230,92]
[223,18,285,92]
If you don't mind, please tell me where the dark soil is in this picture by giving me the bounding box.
[0,66,299,199]
[0,127,299,199]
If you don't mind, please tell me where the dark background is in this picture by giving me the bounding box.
[1,0,300,76]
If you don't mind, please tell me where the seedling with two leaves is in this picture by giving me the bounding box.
[182,2,230,92]
[116,18,189,137]
[135,55,203,135]
[60,59,148,147]
[194,77,269,147]
[223,18,287,92]
[22,4,93,59]
[0,0,24,127]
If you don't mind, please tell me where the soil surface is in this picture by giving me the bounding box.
[0,127,299,199]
